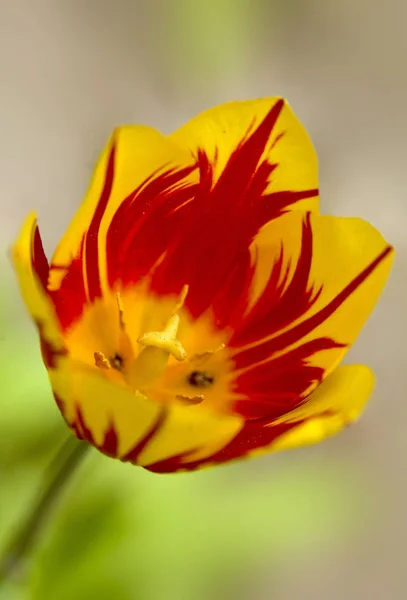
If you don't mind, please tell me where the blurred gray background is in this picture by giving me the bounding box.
[0,1,406,599]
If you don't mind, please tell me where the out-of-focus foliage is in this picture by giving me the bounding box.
[167,0,252,67]
[1,255,376,600]
[158,0,258,88]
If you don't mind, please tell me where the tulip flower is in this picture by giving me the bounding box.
[12,98,393,473]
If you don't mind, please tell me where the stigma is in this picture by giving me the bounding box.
[94,285,189,394]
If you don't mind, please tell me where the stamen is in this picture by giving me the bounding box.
[116,292,125,331]
[172,284,189,315]
[188,370,214,387]
[111,352,124,370]
[176,394,204,405]
[191,343,226,361]
[94,351,111,369]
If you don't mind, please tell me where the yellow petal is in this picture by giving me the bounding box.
[136,403,242,468]
[240,211,394,383]
[11,213,65,363]
[143,365,373,471]
[49,126,197,295]
[270,364,375,451]
[169,97,319,213]
[49,357,243,468]
[49,357,163,455]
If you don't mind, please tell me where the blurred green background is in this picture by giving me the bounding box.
[1,1,406,599]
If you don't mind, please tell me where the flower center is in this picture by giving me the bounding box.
[93,286,190,395]
[65,285,235,412]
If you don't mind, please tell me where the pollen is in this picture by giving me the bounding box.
[188,370,214,387]
[111,352,124,370]
[191,343,226,361]
[176,393,205,405]
[94,351,111,369]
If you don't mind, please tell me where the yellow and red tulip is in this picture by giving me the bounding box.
[12,98,393,473]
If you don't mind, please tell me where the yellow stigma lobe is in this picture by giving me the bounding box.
[124,286,189,392]
[137,314,187,361]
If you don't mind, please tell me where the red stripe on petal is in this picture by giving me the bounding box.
[49,142,116,329]
[244,244,393,363]
[233,338,345,419]
[71,421,85,441]
[150,102,317,319]
[211,99,285,208]
[32,225,49,289]
[232,213,320,349]
[211,249,256,330]
[85,139,116,301]
[50,240,88,330]
[106,165,198,288]
[121,407,168,464]
[53,392,64,412]
[145,419,298,473]
[261,188,319,220]
[34,319,68,368]
[205,419,297,465]
[74,405,96,445]
[99,422,119,458]
[228,216,390,421]
[144,450,199,474]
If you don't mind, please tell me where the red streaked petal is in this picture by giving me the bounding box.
[32,223,49,289]
[233,338,345,420]
[84,138,116,302]
[145,364,375,472]
[271,365,375,449]
[145,419,297,473]
[169,97,319,215]
[106,164,198,289]
[228,211,393,419]
[48,127,197,331]
[50,357,243,469]
[12,213,66,369]
[150,102,318,319]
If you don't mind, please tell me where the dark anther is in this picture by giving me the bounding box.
[111,353,124,370]
[187,370,214,388]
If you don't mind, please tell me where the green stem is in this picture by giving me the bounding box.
[0,434,89,585]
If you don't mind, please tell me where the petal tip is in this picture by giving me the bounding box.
[11,211,39,266]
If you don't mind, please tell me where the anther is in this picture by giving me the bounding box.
[172,284,189,315]
[116,292,125,331]
[191,343,226,361]
[176,394,204,405]
[188,370,214,387]
[111,352,124,370]
[94,351,111,369]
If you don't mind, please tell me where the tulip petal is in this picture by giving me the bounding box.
[48,127,197,328]
[146,365,373,472]
[147,99,319,317]
[270,364,375,450]
[230,211,393,419]
[49,357,243,468]
[169,97,319,214]
[49,357,164,455]
[11,213,66,368]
